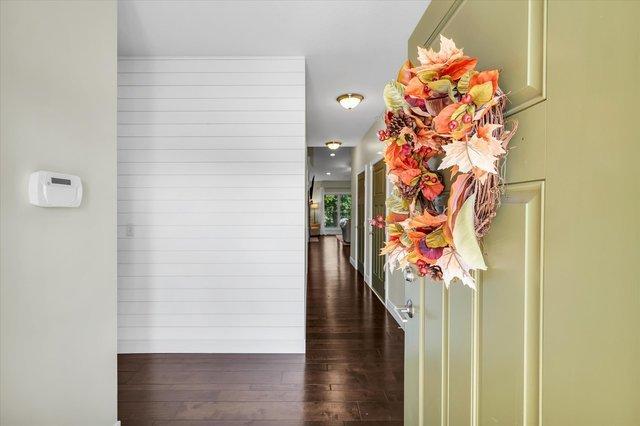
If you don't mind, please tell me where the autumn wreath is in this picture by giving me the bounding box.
[378,36,517,289]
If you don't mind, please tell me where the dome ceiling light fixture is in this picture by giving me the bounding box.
[330,153,336,157]
[337,93,364,110]
[325,140,342,150]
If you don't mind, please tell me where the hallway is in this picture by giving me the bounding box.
[118,236,404,424]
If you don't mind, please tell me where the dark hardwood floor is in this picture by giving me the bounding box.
[118,236,404,425]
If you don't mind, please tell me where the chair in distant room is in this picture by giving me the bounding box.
[337,217,351,245]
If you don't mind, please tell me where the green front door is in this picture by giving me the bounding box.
[403,1,639,425]
[371,159,386,299]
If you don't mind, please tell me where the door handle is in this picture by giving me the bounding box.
[394,299,414,323]
[403,265,416,283]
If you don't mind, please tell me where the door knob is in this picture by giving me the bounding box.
[403,265,416,283]
[394,299,414,323]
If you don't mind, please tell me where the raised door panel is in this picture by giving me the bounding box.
[423,283,445,425]
[416,184,544,426]
[409,0,548,185]
[447,283,474,426]
[409,0,546,115]
[476,181,543,426]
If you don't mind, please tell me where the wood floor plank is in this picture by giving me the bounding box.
[154,421,344,426]
[173,401,360,421]
[357,401,403,421]
[118,236,404,423]
[127,370,284,385]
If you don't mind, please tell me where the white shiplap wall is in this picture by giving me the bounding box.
[117,57,306,353]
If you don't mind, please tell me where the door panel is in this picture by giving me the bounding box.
[477,182,543,426]
[356,172,365,274]
[423,283,444,425]
[409,0,546,115]
[371,160,386,299]
[448,283,474,426]
[404,1,547,425]
[404,278,423,425]
[405,1,639,425]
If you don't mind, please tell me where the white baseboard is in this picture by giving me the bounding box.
[118,339,305,354]
[386,299,405,329]
[366,283,404,330]
[349,257,357,269]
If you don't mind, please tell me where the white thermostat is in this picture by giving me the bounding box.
[29,170,83,207]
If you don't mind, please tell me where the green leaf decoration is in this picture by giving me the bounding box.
[425,227,448,248]
[457,70,477,94]
[426,79,452,94]
[383,81,407,111]
[386,190,409,214]
[452,193,487,270]
[400,232,413,248]
[388,223,404,234]
[468,81,493,107]
[427,78,456,102]
[417,70,438,83]
[450,103,469,121]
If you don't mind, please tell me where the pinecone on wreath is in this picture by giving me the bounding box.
[387,110,415,136]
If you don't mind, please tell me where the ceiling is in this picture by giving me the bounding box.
[117,0,429,147]
[308,147,353,181]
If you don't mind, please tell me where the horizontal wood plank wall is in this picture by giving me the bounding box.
[117,57,306,353]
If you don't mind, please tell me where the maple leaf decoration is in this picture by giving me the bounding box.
[437,124,505,183]
[435,247,476,289]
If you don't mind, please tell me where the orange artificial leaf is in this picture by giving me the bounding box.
[384,143,402,166]
[380,240,401,255]
[396,60,414,85]
[410,210,447,229]
[433,103,473,139]
[434,103,461,133]
[469,69,499,93]
[441,57,478,80]
[404,76,429,99]
[386,212,409,224]
[477,123,501,140]
[399,168,422,186]
[422,178,444,201]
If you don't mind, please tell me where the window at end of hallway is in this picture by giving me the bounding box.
[324,193,351,228]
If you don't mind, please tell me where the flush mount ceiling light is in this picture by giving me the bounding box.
[330,153,336,157]
[325,140,342,150]
[337,93,364,110]
[326,172,331,176]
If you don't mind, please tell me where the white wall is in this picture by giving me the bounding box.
[350,118,405,318]
[0,1,117,424]
[117,57,306,353]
